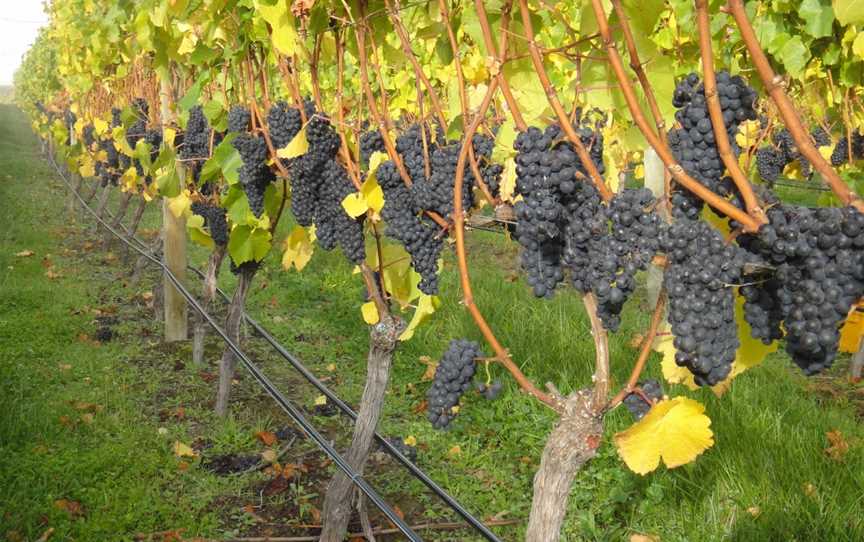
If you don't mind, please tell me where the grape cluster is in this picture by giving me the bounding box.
[757,128,832,183]
[512,123,606,299]
[266,101,303,149]
[227,105,251,133]
[82,124,95,147]
[377,160,443,293]
[475,379,503,400]
[232,133,274,217]
[180,105,210,161]
[314,159,367,263]
[660,219,747,385]
[623,379,663,420]
[396,123,436,184]
[427,339,485,429]
[359,128,385,169]
[191,201,229,246]
[281,113,367,263]
[829,131,864,166]
[738,203,864,373]
[667,71,758,219]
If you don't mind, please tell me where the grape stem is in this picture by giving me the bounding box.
[450,70,559,411]
[585,0,762,232]
[726,0,864,213]
[517,0,613,202]
[607,287,668,409]
[353,6,450,229]
[436,0,499,207]
[474,0,527,131]
[695,0,766,224]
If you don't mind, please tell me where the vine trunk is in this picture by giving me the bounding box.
[214,266,255,416]
[525,389,604,542]
[318,315,404,542]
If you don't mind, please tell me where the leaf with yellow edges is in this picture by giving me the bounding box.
[167,190,192,218]
[361,301,380,325]
[399,294,440,341]
[277,126,308,159]
[341,192,368,218]
[361,175,384,215]
[614,396,714,474]
[187,214,215,249]
[281,226,313,272]
[79,155,95,178]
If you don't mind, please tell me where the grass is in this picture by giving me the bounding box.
[1,102,863,541]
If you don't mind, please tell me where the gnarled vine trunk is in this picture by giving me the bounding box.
[83,181,101,205]
[92,184,112,234]
[192,245,226,366]
[214,266,256,417]
[318,316,404,542]
[526,389,604,542]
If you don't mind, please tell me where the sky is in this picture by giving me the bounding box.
[0,2,49,86]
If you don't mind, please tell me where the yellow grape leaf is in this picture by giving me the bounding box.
[281,226,313,272]
[361,175,385,215]
[361,301,380,325]
[819,145,834,161]
[173,441,198,458]
[399,294,440,341]
[73,118,85,138]
[313,395,327,406]
[499,158,517,203]
[163,128,176,147]
[341,192,368,218]
[367,151,389,182]
[403,435,417,447]
[176,21,198,55]
[79,156,95,178]
[614,396,714,474]
[276,126,308,159]
[121,166,139,192]
[167,190,192,218]
[633,164,645,180]
[256,0,299,56]
[93,118,108,136]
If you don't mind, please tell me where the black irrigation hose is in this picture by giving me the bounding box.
[72,166,505,542]
[48,154,422,542]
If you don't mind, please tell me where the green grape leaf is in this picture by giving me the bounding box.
[799,0,835,38]
[187,214,215,249]
[833,0,864,25]
[228,225,272,265]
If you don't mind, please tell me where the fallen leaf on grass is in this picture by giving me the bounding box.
[255,431,277,446]
[242,504,266,523]
[41,257,53,269]
[177,461,190,472]
[261,449,277,463]
[140,291,153,302]
[54,499,85,518]
[448,445,461,458]
[746,506,761,518]
[14,250,34,257]
[198,371,216,382]
[35,527,54,542]
[57,363,72,371]
[313,395,328,406]
[70,401,103,413]
[172,441,198,458]
[419,356,437,381]
[825,430,850,461]
[5,530,23,542]
[79,413,95,425]
[45,270,61,280]
[630,534,659,542]
[326,363,336,372]
[412,400,428,414]
[58,416,73,427]
[403,435,417,447]
[803,482,817,497]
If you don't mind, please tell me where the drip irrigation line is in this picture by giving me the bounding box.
[76,175,503,542]
[48,150,506,542]
[48,153,422,542]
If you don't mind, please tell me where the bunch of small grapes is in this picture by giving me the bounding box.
[191,201,229,246]
[427,339,485,429]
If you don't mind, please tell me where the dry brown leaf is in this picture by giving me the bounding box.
[825,430,850,461]
[448,445,461,458]
[412,400,428,414]
[58,363,72,371]
[255,431,278,446]
[630,534,659,542]
[242,504,265,523]
[14,250,34,257]
[35,527,54,542]
[261,449,277,463]
[41,257,53,269]
[58,416,73,427]
[79,413,94,425]
[45,270,61,279]
[54,499,84,518]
